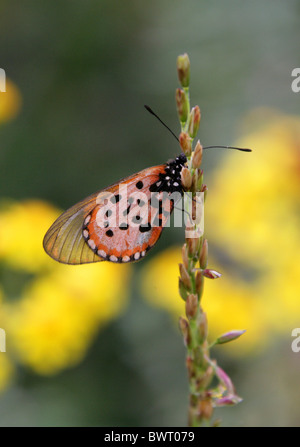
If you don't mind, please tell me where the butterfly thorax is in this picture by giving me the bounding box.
[149,153,187,194]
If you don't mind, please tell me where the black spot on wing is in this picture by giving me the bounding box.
[139,223,152,233]
[136,181,144,189]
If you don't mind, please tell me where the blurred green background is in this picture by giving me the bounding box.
[0,0,300,427]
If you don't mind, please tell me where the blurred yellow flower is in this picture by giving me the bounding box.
[6,262,130,375]
[258,251,300,333]
[0,200,62,273]
[206,109,300,270]
[0,199,132,376]
[205,109,300,339]
[0,79,22,123]
[140,246,268,355]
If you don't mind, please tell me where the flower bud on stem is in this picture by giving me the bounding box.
[188,106,201,139]
[176,53,242,427]
[177,53,190,88]
[179,132,192,157]
[176,88,189,125]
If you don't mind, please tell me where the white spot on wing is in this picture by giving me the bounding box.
[84,215,91,225]
[97,249,107,258]
[88,239,96,250]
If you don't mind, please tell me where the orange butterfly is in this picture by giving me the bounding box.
[43,153,187,264]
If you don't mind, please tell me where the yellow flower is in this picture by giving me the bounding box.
[0,199,132,376]
[204,109,300,338]
[0,200,61,273]
[257,252,300,333]
[0,78,22,123]
[7,262,130,375]
[205,109,300,270]
[140,246,268,355]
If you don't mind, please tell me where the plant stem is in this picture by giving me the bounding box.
[176,53,243,427]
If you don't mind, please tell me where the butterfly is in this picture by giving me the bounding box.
[43,153,187,265]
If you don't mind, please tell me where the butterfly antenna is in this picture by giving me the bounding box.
[144,105,179,142]
[144,106,252,152]
[203,145,252,152]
